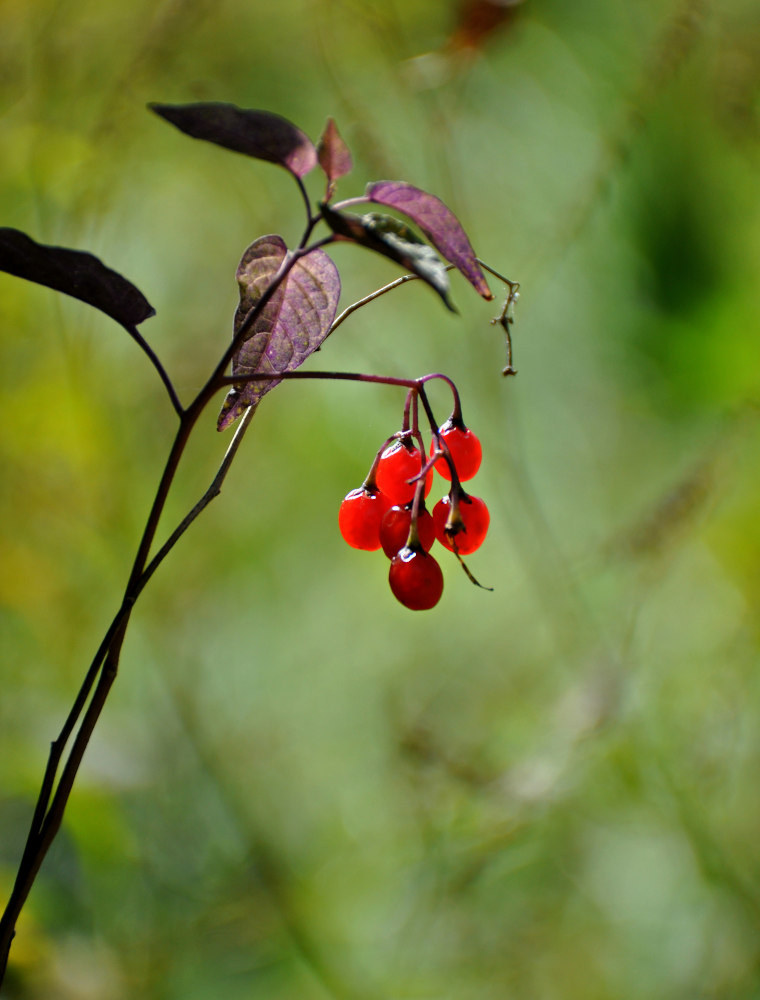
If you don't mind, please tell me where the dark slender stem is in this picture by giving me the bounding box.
[294,174,316,245]
[402,387,415,433]
[0,242,322,984]
[135,406,257,597]
[417,385,448,455]
[123,323,184,417]
[0,222,512,985]
[17,600,129,840]
[410,392,421,441]
[361,432,399,492]
[0,412,199,978]
[0,651,120,963]
[298,212,323,250]
[218,369,420,390]
[418,372,459,405]
[2,407,258,967]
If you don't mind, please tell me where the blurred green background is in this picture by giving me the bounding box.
[2,0,760,996]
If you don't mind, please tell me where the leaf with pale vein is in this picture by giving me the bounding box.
[320,204,454,311]
[366,181,492,300]
[218,236,340,430]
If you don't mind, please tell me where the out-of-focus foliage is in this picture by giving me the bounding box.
[2,0,760,997]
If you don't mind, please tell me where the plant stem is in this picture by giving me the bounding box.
[0,239,336,985]
[135,406,257,594]
[294,175,316,246]
[0,412,200,980]
[475,259,520,376]
[123,323,184,417]
[327,272,424,340]
[0,231,505,985]
[212,238,336,385]
[218,369,420,391]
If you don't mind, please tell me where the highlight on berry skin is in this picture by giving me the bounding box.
[376,438,433,506]
[338,486,391,550]
[338,381,492,608]
[388,545,444,611]
[431,419,482,481]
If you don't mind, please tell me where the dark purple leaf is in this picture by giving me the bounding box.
[366,181,492,300]
[218,236,341,430]
[0,228,154,327]
[150,103,317,179]
[320,203,454,311]
[317,118,352,194]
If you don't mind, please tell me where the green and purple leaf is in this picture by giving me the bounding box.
[0,228,154,327]
[218,235,340,430]
[366,181,492,300]
[317,118,352,196]
[320,204,454,311]
[149,102,317,179]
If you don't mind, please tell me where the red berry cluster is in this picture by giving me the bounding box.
[338,414,489,610]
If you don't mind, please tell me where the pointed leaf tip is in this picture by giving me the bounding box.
[149,102,317,178]
[317,118,353,192]
[366,181,492,300]
[0,228,154,327]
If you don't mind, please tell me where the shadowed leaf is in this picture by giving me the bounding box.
[218,236,340,430]
[320,204,454,311]
[317,118,352,196]
[0,228,155,327]
[366,181,492,300]
[149,102,317,178]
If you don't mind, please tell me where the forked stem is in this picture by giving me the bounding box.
[0,212,515,984]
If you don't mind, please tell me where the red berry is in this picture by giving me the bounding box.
[431,420,482,481]
[379,503,436,559]
[376,439,433,505]
[389,546,444,610]
[432,493,490,554]
[338,487,391,550]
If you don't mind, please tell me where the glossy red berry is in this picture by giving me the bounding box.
[379,503,436,559]
[376,439,434,505]
[432,493,490,554]
[389,546,444,610]
[338,487,391,550]
[431,420,482,481]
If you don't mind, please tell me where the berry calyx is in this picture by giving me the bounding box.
[379,503,435,559]
[431,419,482,481]
[389,545,444,610]
[338,486,392,550]
[376,438,434,505]
[432,492,490,554]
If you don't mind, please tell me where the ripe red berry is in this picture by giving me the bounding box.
[389,546,444,610]
[376,439,434,505]
[338,487,391,550]
[432,493,490,554]
[379,503,436,559]
[431,420,482,481]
